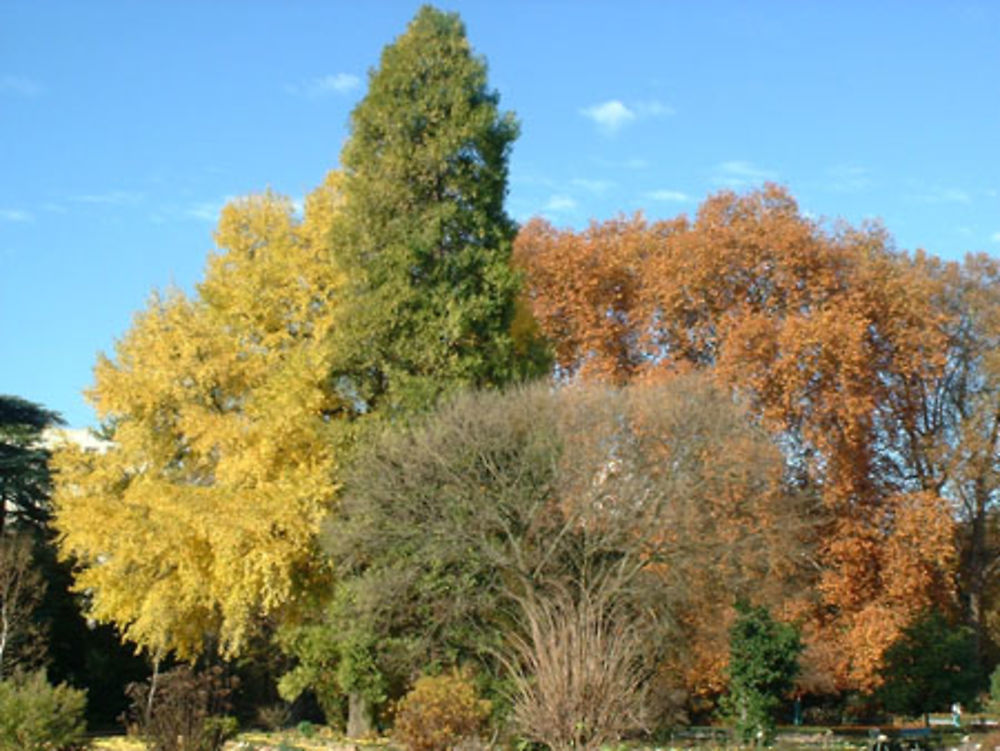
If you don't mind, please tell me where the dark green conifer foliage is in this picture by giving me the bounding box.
[335,5,536,415]
[722,601,802,745]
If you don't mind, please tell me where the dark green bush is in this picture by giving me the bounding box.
[0,670,88,751]
[123,664,238,751]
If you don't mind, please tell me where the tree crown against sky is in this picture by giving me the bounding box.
[4,2,997,429]
[331,5,544,417]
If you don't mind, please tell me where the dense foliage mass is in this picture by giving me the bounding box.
[721,602,802,744]
[393,670,490,751]
[329,378,809,741]
[28,2,1000,743]
[515,192,999,693]
[0,670,87,751]
[54,176,346,659]
[332,4,546,416]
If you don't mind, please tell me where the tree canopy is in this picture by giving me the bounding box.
[514,187,962,691]
[0,395,63,535]
[332,5,544,416]
[325,376,811,722]
[53,175,346,659]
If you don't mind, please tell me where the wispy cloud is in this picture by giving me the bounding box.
[185,200,226,222]
[511,173,558,189]
[0,208,34,223]
[907,186,972,204]
[712,160,778,188]
[635,100,675,117]
[580,97,673,135]
[543,195,577,213]
[593,156,649,170]
[181,194,242,223]
[991,232,1000,243]
[646,189,690,202]
[286,73,361,99]
[826,165,871,193]
[581,100,635,134]
[0,74,42,97]
[71,190,144,206]
[571,178,616,194]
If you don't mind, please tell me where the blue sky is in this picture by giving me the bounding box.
[2,1,998,428]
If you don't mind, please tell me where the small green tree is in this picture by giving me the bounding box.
[877,610,982,721]
[721,601,802,745]
[0,670,87,751]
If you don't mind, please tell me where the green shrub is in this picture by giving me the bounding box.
[0,670,88,751]
[394,670,490,751]
[123,664,238,751]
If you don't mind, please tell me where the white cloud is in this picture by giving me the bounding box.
[826,165,871,193]
[0,208,34,223]
[71,190,144,205]
[713,160,778,188]
[646,189,690,202]
[544,195,577,212]
[185,200,225,222]
[991,232,1000,243]
[0,74,42,97]
[581,98,674,135]
[908,187,972,204]
[183,194,240,222]
[581,100,636,133]
[635,99,675,117]
[287,73,361,99]
[571,178,616,194]
[593,156,649,170]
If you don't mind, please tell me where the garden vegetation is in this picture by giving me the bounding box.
[1,4,997,750]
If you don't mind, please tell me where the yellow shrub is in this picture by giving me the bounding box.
[394,671,491,751]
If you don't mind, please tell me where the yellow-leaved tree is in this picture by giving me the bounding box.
[53,172,346,659]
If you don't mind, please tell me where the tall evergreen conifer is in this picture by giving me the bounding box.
[334,5,536,415]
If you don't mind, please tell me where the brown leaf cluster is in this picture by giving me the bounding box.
[514,184,968,692]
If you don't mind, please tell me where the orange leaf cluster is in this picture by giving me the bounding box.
[514,184,962,692]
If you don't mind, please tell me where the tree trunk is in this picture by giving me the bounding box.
[347,691,372,739]
[145,654,161,725]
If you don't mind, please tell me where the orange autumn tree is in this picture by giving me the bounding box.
[514,184,958,693]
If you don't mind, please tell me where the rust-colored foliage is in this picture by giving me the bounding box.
[514,185,962,692]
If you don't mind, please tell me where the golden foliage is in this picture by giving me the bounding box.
[53,173,346,659]
[393,671,490,751]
